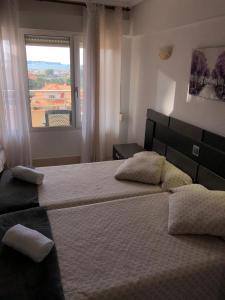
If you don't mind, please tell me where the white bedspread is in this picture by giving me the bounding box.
[38,160,162,209]
[48,193,225,300]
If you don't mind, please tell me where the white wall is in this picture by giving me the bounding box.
[128,0,225,146]
[19,0,83,32]
[31,129,81,159]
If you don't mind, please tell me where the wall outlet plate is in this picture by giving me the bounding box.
[192,145,200,157]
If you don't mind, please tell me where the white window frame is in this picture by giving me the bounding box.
[20,28,83,132]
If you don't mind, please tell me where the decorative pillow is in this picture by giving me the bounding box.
[161,161,192,191]
[168,190,225,237]
[133,151,160,158]
[115,155,165,185]
[169,184,208,193]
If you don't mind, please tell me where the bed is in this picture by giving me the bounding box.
[47,193,225,300]
[2,192,225,299]
[45,110,225,299]
[36,110,202,210]
[1,109,225,299]
[36,108,225,211]
[2,108,225,214]
[37,160,162,210]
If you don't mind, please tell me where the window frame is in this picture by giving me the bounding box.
[20,28,83,132]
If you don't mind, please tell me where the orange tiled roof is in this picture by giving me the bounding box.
[41,83,71,90]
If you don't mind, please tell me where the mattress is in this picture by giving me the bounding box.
[38,160,162,210]
[48,193,225,300]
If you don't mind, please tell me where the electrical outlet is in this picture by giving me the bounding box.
[192,145,200,157]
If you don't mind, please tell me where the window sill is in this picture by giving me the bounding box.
[30,126,81,133]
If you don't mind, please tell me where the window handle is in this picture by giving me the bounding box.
[75,87,79,98]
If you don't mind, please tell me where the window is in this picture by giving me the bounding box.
[25,35,74,128]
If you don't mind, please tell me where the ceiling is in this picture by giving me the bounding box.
[65,0,143,8]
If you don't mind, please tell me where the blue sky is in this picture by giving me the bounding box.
[26,46,70,64]
[26,45,84,66]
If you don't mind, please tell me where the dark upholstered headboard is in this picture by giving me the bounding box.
[144,109,225,190]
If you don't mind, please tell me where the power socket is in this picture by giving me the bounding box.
[192,145,200,157]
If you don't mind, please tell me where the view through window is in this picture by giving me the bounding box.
[25,35,73,128]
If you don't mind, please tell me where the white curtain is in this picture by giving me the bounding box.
[81,4,97,163]
[81,4,122,162]
[0,0,31,167]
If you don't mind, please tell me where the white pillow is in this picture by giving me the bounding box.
[161,161,192,191]
[169,184,208,193]
[168,190,225,238]
[133,151,160,158]
[115,155,165,185]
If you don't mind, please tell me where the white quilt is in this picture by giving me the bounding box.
[38,160,162,209]
[48,193,225,300]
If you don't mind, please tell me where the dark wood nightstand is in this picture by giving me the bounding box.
[113,143,144,160]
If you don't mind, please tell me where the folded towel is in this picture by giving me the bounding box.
[11,166,44,185]
[2,224,54,262]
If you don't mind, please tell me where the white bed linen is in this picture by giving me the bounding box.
[37,160,162,210]
[48,193,225,300]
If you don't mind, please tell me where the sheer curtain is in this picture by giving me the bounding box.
[81,4,122,162]
[0,0,31,167]
[81,4,97,163]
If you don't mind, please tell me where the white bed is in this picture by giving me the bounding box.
[37,160,162,210]
[1,186,225,299]
[48,192,225,300]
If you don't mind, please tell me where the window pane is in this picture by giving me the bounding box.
[25,43,72,127]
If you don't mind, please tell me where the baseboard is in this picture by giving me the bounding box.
[33,156,80,167]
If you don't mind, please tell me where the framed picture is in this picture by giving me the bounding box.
[189,47,225,102]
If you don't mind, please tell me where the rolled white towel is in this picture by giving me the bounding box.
[2,224,54,262]
[11,166,44,185]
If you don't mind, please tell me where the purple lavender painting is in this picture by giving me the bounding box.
[189,47,225,101]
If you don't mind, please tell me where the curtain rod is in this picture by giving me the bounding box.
[38,0,131,11]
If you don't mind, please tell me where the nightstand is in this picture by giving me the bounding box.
[113,143,144,160]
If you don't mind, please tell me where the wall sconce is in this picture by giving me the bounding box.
[159,46,173,60]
